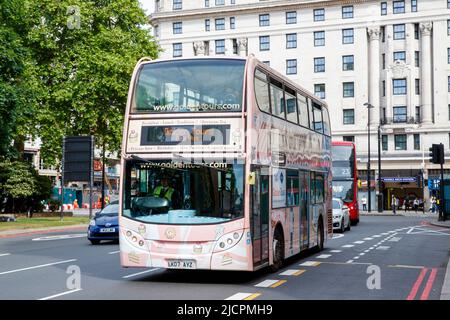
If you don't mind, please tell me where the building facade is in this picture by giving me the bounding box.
[150,0,450,210]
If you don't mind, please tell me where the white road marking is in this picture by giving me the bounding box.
[299,261,321,267]
[389,237,402,242]
[32,234,86,241]
[376,246,390,250]
[108,251,120,255]
[364,250,370,253]
[0,259,77,276]
[0,253,11,257]
[38,289,82,300]
[346,260,354,264]
[359,253,366,256]
[330,250,342,253]
[316,254,332,259]
[279,269,305,276]
[372,235,382,238]
[353,256,360,260]
[255,280,279,287]
[225,293,258,300]
[364,238,374,240]
[331,234,345,239]
[122,268,160,279]
[354,241,365,244]
[342,244,354,248]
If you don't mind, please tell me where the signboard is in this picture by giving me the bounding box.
[428,178,440,190]
[272,168,286,208]
[126,118,244,153]
[382,177,416,183]
[63,136,93,183]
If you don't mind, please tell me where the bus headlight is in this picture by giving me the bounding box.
[213,231,244,253]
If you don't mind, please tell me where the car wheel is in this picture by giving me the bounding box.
[270,228,284,272]
[90,240,100,245]
[340,219,346,233]
[346,218,351,231]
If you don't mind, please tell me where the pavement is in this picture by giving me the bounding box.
[0,215,450,300]
[0,224,87,239]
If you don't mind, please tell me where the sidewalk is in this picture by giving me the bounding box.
[360,210,439,217]
[0,224,87,239]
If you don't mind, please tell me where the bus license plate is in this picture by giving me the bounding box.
[167,260,196,269]
[100,228,115,233]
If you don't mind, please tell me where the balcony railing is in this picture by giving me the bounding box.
[380,117,421,125]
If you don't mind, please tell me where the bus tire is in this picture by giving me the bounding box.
[270,227,284,272]
[316,218,324,252]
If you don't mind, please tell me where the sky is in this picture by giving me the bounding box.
[139,0,155,14]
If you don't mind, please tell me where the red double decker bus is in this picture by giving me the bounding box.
[331,141,359,225]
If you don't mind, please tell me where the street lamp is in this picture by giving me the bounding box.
[364,102,374,213]
[377,121,383,213]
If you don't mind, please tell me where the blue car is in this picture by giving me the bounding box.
[87,201,119,245]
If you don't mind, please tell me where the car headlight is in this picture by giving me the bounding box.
[89,219,96,226]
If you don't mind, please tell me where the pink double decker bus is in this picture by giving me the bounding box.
[119,55,332,272]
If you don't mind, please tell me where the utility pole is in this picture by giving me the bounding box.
[364,103,374,212]
[377,123,383,213]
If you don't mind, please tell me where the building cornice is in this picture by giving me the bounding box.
[149,0,369,25]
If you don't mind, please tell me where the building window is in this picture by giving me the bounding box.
[259,14,270,26]
[232,39,238,54]
[231,0,235,4]
[448,48,450,64]
[414,134,420,150]
[314,84,325,99]
[393,79,407,95]
[448,20,450,36]
[343,109,355,124]
[416,106,421,123]
[394,134,407,150]
[343,136,355,142]
[342,5,354,19]
[230,17,235,29]
[286,59,297,75]
[393,1,405,14]
[205,0,209,7]
[314,8,325,21]
[215,0,224,5]
[415,79,420,95]
[448,0,450,9]
[215,39,225,54]
[286,11,297,24]
[382,53,386,69]
[342,28,354,44]
[343,82,354,97]
[381,2,387,15]
[173,0,182,10]
[314,31,325,46]
[393,106,407,123]
[382,80,386,97]
[448,76,450,92]
[393,24,406,40]
[415,51,420,67]
[215,18,225,30]
[259,36,270,51]
[394,51,406,62]
[173,22,182,34]
[205,19,210,31]
[411,0,418,12]
[414,23,419,39]
[314,57,325,73]
[381,26,386,42]
[382,135,388,151]
[448,104,450,120]
[286,33,297,49]
[173,43,182,57]
[342,55,354,71]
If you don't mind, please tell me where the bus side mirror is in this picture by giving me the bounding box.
[248,172,256,185]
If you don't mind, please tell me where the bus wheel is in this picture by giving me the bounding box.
[316,219,324,252]
[270,228,284,272]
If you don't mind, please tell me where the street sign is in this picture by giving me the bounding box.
[381,177,416,183]
[63,136,94,183]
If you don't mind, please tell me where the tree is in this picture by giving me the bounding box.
[24,0,160,165]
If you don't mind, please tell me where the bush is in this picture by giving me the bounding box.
[48,199,61,213]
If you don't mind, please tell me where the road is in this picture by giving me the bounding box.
[0,215,449,300]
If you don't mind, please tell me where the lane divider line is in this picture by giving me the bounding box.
[225,293,259,300]
[316,254,332,259]
[108,251,120,255]
[244,293,261,300]
[38,289,82,300]
[279,269,306,276]
[407,268,428,300]
[270,280,287,288]
[0,253,11,257]
[420,268,438,300]
[299,261,321,267]
[0,259,77,276]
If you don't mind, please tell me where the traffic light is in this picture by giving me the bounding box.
[429,144,445,164]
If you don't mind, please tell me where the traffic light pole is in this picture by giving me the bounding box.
[440,161,445,221]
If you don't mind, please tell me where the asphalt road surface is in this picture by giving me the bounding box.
[0,216,449,300]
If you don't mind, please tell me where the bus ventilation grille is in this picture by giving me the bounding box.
[327,209,333,235]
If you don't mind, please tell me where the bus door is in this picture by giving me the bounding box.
[250,166,270,267]
[299,171,309,250]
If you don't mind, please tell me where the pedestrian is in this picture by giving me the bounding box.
[430,196,436,213]
[392,195,397,214]
[362,196,367,211]
[413,198,419,213]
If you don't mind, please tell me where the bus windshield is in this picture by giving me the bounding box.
[332,180,355,202]
[122,160,244,224]
[132,59,245,113]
